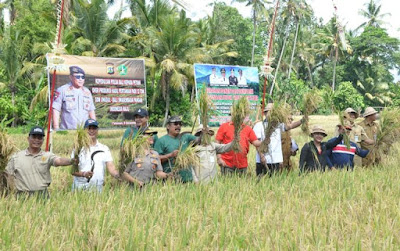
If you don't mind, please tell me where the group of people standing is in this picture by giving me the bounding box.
[4,105,380,198]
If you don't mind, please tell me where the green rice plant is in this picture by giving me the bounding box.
[301,90,322,135]
[198,88,216,145]
[231,97,250,152]
[71,125,91,173]
[259,102,290,153]
[120,134,150,174]
[369,107,400,165]
[338,111,351,149]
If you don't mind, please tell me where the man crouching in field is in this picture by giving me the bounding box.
[5,126,74,199]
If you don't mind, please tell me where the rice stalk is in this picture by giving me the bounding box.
[338,111,351,149]
[198,88,216,145]
[120,134,150,174]
[71,125,91,174]
[369,107,400,165]
[0,117,17,193]
[301,90,322,135]
[174,144,200,174]
[259,102,290,153]
[231,97,250,152]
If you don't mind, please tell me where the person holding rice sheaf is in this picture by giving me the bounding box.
[71,119,120,192]
[5,126,75,199]
[122,129,168,187]
[192,125,236,183]
[326,125,370,170]
[358,107,379,166]
[154,116,198,182]
[253,103,304,177]
[299,125,344,173]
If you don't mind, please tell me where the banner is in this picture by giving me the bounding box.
[194,64,259,126]
[46,54,146,129]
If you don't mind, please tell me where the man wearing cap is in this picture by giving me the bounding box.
[237,69,247,87]
[122,129,168,187]
[52,66,96,130]
[358,107,379,166]
[154,116,198,182]
[299,125,344,173]
[5,126,75,198]
[343,107,374,167]
[215,116,261,176]
[253,103,303,176]
[229,69,238,86]
[326,125,369,170]
[218,68,229,86]
[120,108,157,147]
[71,119,120,192]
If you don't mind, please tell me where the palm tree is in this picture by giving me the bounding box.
[232,0,269,67]
[357,0,390,30]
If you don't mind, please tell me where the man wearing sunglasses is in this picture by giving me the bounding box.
[154,116,197,182]
[5,126,76,199]
[52,66,96,130]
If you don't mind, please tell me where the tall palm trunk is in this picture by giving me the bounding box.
[162,71,172,127]
[288,19,300,79]
[332,44,338,91]
[251,8,256,67]
[269,37,287,96]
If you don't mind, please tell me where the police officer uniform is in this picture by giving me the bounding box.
[124,150,163,184]
[52,66,95,129]
[358,107,379,166]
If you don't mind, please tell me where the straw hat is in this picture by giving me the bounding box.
[263,103,274,112]
[195,124,214,137]
[363,107,378,117]
[344,107,359,118]
[310,125,327,137]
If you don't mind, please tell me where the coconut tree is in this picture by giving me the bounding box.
[357,0,390,30]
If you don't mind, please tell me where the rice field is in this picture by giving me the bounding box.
[1,115,400,250]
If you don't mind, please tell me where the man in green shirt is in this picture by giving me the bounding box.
[120,108,158,147]
[154,116,197,182]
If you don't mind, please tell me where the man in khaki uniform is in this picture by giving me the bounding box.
[343,107,374,166]
[5,126,74,198]
[358,107,379,166]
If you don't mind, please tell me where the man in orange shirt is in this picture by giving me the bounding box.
[215,121,261,175]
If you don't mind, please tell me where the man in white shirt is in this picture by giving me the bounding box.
[218,68,230,86]
[237,69,248,87]
[71,119,120,192]
[253,103,303,177]
[209,67,219,86]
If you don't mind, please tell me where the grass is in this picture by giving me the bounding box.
[1,115,400,249]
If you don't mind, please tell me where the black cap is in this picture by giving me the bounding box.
[69,66,85,75]
[167,116,182,124]
[84,119,99,128]
[220,68,226,73]
[133,108,149,117]
[29,126,45,136]
[238,69,243,73]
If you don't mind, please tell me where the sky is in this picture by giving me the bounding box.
[110,0,400,39]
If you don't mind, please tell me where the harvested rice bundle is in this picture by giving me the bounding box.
[259,103,290,153]
[198,88,216,145]
[174,144,200,174]
[231,97,250,152]
[71,125,91,174]
[301,90,322,135]
[0,117,17,193]
[369,107,400,165]
[338,111,351,149]
[120,135,150,174]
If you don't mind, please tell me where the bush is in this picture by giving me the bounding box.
[332,81,365,111]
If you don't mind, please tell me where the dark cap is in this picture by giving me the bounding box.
[133,108,149,117]
[84,119,99,128]
[238,69,243,73]
[29,126,45,136]
[143,128,158,136]
[69,66,85,75]
[220,68,226,73]
[167,116,182,124]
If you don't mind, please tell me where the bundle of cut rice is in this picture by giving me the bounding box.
[0,118,17,193]
[301,90,322,135]
[71,125,91,174]
[174,144,200,174]
[258,103,290,153]
[368,107,400,165]
[120,134,150,174]
[338,111,351,149]
[231,97,250,152]
[198,88,216,145]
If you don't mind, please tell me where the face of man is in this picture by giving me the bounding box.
[27,134,44,151]
[145,135,154,145]
[239,71,243,76]
[348,112,357,120]
[167,121,182,137]
[212,69,216,75]
[221,72,226,78]
[368,114,377,121]
[134,115,149,128]
[230,70,235,76]
[70,73,85,89]
[86,125,98,140]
